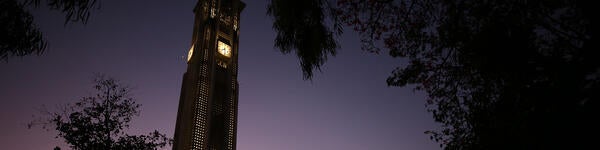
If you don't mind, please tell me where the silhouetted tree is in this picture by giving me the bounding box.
[29,75,172,149]
[267,0,343,79]
[1,0,98,61]
[268,0,597,149]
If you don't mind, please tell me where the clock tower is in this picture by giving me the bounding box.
[173,0,244,150]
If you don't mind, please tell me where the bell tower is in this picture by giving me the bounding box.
[173,0,244,150]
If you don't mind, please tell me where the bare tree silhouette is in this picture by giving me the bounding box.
[29,74,172,149]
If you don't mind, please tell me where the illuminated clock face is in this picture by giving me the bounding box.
[187,44,194,62]
[218,41,232,57]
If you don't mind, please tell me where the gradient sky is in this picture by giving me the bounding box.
[0,0,439,149]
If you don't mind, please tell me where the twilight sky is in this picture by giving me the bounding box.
[0,0,439,149]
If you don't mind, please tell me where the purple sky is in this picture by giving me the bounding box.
[0,0,439,149]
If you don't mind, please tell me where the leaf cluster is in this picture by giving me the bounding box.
[267,0,343,79]
[1,0,98,61]
[0,0,45,61]
[26,0,99,24]
[336,0,597,149]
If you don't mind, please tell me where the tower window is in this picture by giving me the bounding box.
[217,60,228,68]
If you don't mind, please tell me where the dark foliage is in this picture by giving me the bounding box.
[29,75,172,150]
[26,0,98,24]
[0,0,45,61]
[267,0,343,79]
[269,0,597,149]
[0,0,98,61]
[337,0,597,149]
